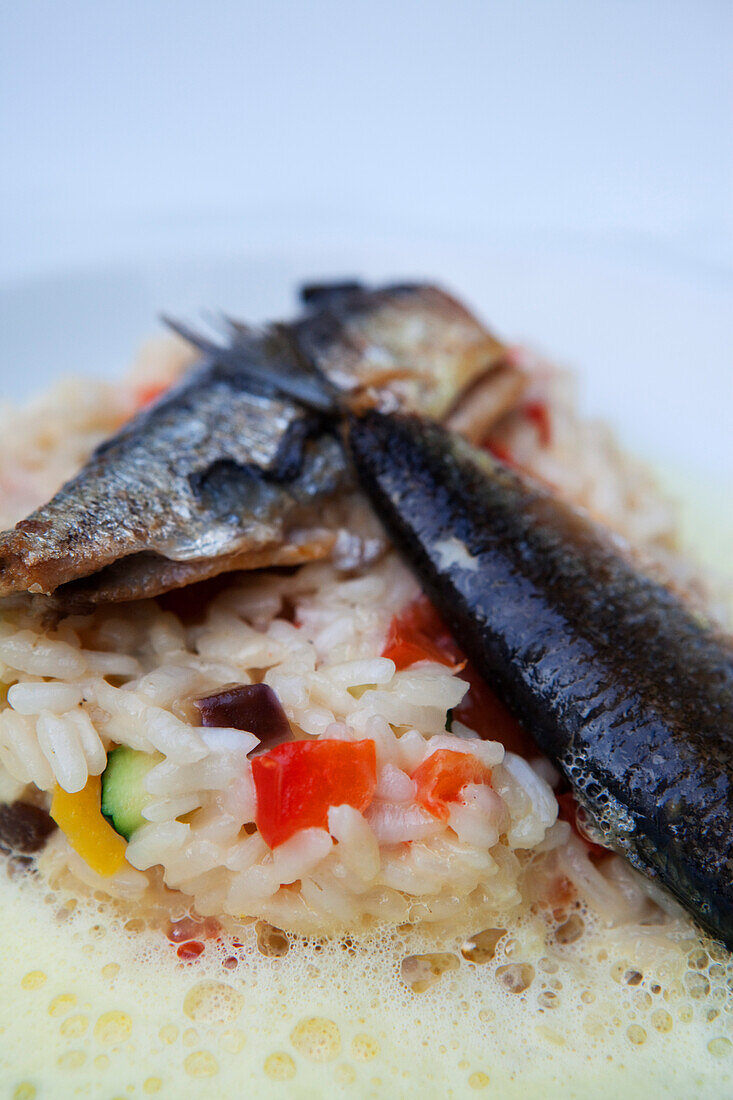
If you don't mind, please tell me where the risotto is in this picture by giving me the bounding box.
[0,313,731,1098]
[0,334,719,938]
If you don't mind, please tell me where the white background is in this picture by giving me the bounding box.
[1,0,731,275]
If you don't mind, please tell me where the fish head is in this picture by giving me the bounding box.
[293,283,509,420]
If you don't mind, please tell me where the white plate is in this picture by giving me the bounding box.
[0,219,729,565]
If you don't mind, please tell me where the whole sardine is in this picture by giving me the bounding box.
[343,409,733,947]
[0,283,517,607]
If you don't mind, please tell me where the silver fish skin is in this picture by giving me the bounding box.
[344,409,733,948]
[0,283,513,605]
[0,355,346,602]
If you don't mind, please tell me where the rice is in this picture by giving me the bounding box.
[0,334,723,941]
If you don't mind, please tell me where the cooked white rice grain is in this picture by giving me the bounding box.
[7,681,84,714]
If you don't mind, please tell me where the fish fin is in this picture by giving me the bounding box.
[159,315,223,356]
[163,315,340,415]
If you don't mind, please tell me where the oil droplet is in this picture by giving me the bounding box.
[178,941,205,961]
[351,1033,379,1062]
[626,1025,647,1046]
[220,1029,247,1054]
[143,1077,163,1094]
[49,994,77,1017]
[555,914,585,945]
[290,1017,341,1062]
[708,1037,732,1057]
[184,1050,219,1078]
[610,961,627,984]
[57,1050,86,1070]
[256,921,290,957]
[183,1028,198,1047]
[461,928,506,964]
[335,1064,356,1084]
[685,971,711,999]
[94,1055,110,1070]
[651,1009,673,1033]
[101,963,120,981]
[183,981,244,1025]
[13,1084,36,1100]
[159,1024,179,1045]
[401,953,460,993]
[21,971,46,991]
[496,964,535,994]
[469,1071,490,1089]
[688,948,709,970]
[264,1052,297,1081]
[94,1011,132,1044]
[60,1015,89,1038]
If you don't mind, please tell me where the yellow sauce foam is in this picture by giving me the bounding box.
[1,870,731,1098]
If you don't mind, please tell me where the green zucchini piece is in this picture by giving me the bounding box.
[101,746,159,841]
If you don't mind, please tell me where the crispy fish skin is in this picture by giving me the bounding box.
[0,283,512,605]
[345,409,733,947]
[0,358,346,601]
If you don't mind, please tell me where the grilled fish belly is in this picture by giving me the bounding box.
[346,409,733,947]
[0,283,516,606]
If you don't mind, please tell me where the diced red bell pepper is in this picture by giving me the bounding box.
[383,599,536,758]
[252,739,377,849]
[382,596,465,671]
[411,749,492,823]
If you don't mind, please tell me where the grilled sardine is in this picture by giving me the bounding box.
[0,283,517,607]
[344,410,733,947]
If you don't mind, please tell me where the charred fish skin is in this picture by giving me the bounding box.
[0,283,512,605]
[346,409,733,947]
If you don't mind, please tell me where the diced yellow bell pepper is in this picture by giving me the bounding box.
[50,775,127,877]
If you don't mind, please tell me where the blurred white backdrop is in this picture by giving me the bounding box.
[1,0,731,276]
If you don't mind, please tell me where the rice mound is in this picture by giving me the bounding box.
[0,337,722,939]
